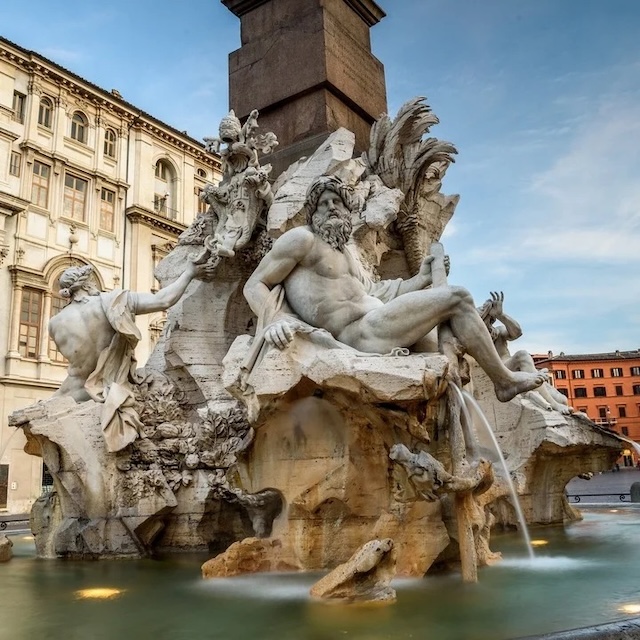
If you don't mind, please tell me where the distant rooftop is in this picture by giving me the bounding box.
[537,349,640,364]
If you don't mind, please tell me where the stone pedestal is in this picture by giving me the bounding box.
[222,0,387,174]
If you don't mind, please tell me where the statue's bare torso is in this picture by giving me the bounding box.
[283,230,383,339]
[49,296,115,382]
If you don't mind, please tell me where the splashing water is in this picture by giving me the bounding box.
[452,384,535,560]
[0,427,20,462]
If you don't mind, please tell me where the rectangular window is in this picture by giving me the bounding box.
[197,188,208,214]
[12,91,26,123]
[591,368,604,378]
[572,369,585,379]
[622,426,629,436]
[63,173,88,221]
[48,294,67,363]
[38,97,53,128]
[598,407,607,419]
[9,151,21,177]
[19,288,42,358]
[616,385,624,396]
[633,385,640,395]
[32,161,51,209]
[611,367,623,377]
[618,406,627,418]
[0,464,8,509]
[574,388,587,398]
[555,370,567,380]
[556,388,569,397]
[594,386,607,397]
[578,407,588,414]
[631,367,640,376]
[100,188,115,232]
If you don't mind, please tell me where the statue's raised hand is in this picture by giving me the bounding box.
[264,319,295,350]
[419,253,450,285]
[489,291,504,317]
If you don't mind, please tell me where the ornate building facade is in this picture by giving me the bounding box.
[0,37,221,513]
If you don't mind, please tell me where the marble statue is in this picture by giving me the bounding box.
[478,291,573,414]
[49,260,213,452]
[243,175,546,403]
[389,443,493,501]
[186,109,277,259]
[9,97,622,572]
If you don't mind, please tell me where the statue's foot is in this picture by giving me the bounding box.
[524,390,553,411]
[551,400,573,415]
[495,369,546,403]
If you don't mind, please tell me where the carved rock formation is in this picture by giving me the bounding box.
[201,537,297,578]
[0,535,12,562]
[310,538,397,603]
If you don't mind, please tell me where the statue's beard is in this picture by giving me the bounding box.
[311,212,352,252]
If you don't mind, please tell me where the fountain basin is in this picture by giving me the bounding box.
[2,507,640,639]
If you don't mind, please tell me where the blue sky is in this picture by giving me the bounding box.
[3,0,639,355]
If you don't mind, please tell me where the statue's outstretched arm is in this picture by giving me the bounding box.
[134,261,213,315]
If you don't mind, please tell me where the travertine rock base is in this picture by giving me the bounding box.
[201,537,297,578]
[0,535,12,562]
[310,538,397,603]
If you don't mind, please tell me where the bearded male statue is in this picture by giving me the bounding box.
[243,175,545,402]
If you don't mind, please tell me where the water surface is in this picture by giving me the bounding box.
[1,508,639,640]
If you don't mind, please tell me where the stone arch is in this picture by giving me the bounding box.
[152,155,179,218]
[43,255,105,293]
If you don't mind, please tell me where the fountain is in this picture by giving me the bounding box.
[2,0,636,637]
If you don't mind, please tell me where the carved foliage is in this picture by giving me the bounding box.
[116,374,254,501]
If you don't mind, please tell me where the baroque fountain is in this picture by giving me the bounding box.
[3,2,639,638]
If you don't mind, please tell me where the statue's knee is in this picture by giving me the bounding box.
[449,285,473,306]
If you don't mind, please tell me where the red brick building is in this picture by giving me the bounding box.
[534,350,640,466]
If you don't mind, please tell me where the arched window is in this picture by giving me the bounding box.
[104,128,117,158]
[153,159,176,219]
[38,97,53,128]
[70,111,88,143]
[155,160,169,181]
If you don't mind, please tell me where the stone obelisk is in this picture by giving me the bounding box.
[222,0,387,175]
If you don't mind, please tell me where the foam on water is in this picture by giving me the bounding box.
[195,572,317,601]
[495,555,596,571]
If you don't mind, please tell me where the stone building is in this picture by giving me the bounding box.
[536,350,640,465]
[0,36,221,514]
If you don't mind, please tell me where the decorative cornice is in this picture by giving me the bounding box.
[222,0,385,25]
[344,0,386,26]
[0,37,222,168]
[126,205,187,236]
[222,0,270,17]
[0,190,30,216]
[0,374,61,390]
[0,124,20,142]
[9,263,48,288]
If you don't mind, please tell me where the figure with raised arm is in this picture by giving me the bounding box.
[478,291,572,414]
[49,260,214,451]
[243,176,546,402]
